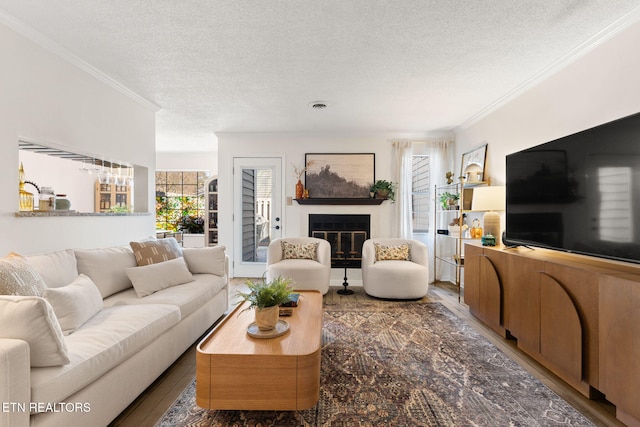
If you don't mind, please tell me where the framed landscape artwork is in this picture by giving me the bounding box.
[304,153,375,198]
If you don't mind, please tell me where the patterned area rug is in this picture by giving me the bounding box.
[156,301,595,426]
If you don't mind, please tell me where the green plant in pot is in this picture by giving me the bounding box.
[372,180,395,202]
[177,215,205,234]
[439,192,459,210]
[236,275,294,331]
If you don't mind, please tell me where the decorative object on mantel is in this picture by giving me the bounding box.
[235,275,294,332]
[371,179,396,202]
[304,153,374,199]
[18,163,34,212]
[460,143,488,184]
[295,198,384,205]
[292,160,316,199]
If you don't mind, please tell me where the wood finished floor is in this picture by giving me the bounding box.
[110,280,622,427]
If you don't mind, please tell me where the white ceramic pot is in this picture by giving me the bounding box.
[255,305,279,331]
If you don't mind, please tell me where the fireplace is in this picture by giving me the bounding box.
[308,214,370,269]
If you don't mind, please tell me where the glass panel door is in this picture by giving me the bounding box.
[233,157,282,277]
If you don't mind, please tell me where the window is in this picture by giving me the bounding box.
[412,155,430,232]
[155,171,209,232]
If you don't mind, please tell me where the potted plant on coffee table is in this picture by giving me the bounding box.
[236,275,294,331]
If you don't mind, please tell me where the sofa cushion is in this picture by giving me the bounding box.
[43,275,104,335]
[182,246,226,276]
[126,256,194,297]
[374,242,411,261]
[30,303,180,407]
[130,238,182,266]
[75,246,137,298]
[0,296,70,367]
[282,241,318,260]
[104,273,226,319]
[24,249,78,288]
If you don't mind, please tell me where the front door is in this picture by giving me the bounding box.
[233,157,283,277]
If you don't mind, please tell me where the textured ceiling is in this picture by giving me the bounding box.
[1,1,639,153]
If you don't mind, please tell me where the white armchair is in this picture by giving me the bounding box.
[265,237,331,295]
[361,238,429,299]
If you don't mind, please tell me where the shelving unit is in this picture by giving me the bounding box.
[206,177,219,246]
[94,181,131,212]
[433,181,488,300]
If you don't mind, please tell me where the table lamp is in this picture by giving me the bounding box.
[471,186,506,244]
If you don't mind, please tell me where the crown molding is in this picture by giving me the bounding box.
[457,5,640,131]
[0,10,161,112]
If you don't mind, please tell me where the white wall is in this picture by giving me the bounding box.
[455,20,640,186]
[156,151,217,174]
[0,22,157,255]
[217,132,431,280]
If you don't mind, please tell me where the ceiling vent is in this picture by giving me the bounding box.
[309,101,328,110]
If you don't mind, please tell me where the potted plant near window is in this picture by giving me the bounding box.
[236,276,294,331]
[371,180,396,202]
[177,215,205,247]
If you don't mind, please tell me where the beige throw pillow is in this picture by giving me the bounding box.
[44,274,104,335]
[182,245,226,276]
[126,256,195,297]
[374,243,411,261]
[75,246,137,298]
[281,241,318,260]
[24,249,78,288]
[0,253,47,296]
[130,238,183,266]
[0,295,70,367]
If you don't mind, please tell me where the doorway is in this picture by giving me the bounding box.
[233,157,283,277]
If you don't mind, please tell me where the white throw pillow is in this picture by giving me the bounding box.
[75,246,137,298]
[126,257,195,297]
[25,249,78,288]
[0,253,47,296]
[0,295,70,367]
[182,245,226,276]
[44,274,104,335]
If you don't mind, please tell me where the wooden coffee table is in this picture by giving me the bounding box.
[196,290,323,411]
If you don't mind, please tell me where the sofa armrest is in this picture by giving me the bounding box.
[0,339,30,427]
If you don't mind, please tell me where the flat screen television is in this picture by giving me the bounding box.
[505,111,640,264]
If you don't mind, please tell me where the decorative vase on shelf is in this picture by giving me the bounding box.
[18,163,34,212]
[295,179,304,199]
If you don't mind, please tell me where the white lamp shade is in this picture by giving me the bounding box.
[471,186,505,211]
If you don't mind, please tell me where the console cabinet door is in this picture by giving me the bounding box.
[539,273,585,394]
[599,274,640,427]
[464,245,505,337]
[545,262,599,389]
[507,256,543,355]
[463,244,482,313]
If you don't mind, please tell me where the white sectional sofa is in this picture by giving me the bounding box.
[0,239,229,427]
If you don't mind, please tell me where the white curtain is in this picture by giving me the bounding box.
[392,140,413,238]
[425,139,454,283]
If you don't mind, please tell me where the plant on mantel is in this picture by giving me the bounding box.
[370,180,396,202]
